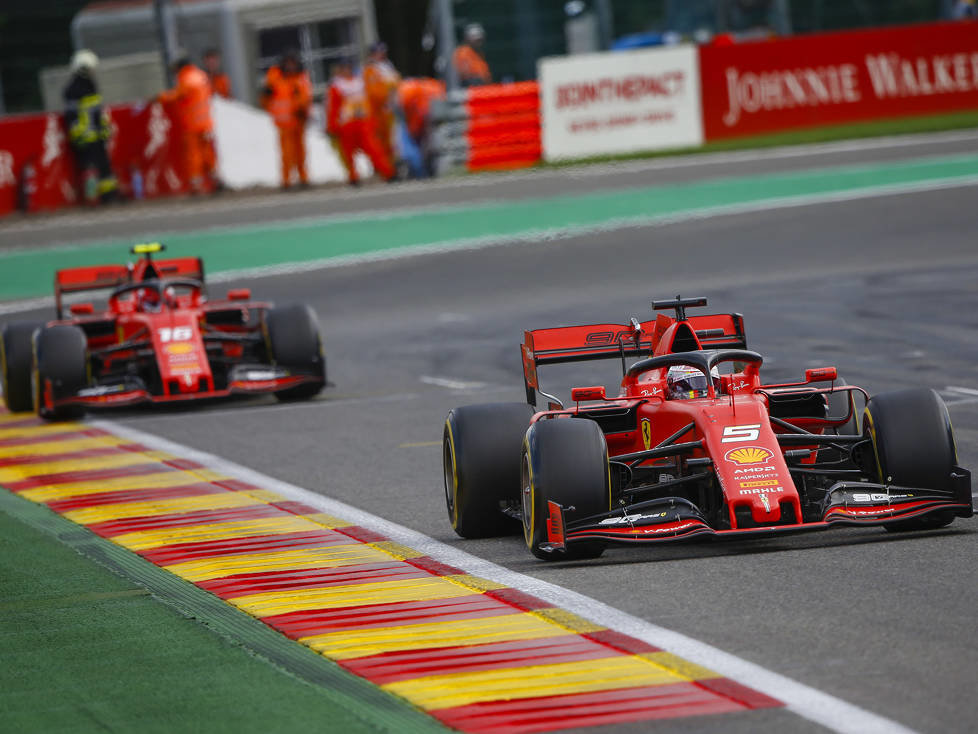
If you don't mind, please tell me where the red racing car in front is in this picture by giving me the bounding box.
[0,243,326,420]
[442,296,972,560]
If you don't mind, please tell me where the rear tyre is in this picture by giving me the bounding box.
[1,321,42,412]
[522,418,609,561]
[266,304,326,401]
[33,325,88,421]
[443,402,534,538]
[862,388,957,532]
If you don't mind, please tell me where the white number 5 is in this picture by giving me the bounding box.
[721,424,760,443]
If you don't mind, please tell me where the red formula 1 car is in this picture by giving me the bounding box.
[0,243,326,420]
[442,296,972,560]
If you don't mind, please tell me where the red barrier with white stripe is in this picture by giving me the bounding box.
[0,102,188,217]
[699,19,978,141]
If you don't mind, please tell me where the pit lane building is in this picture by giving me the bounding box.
[44,0,377,108]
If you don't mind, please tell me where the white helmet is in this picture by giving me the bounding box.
[666,365,720,400]
[70,49,99,74]
[464,23,485,42]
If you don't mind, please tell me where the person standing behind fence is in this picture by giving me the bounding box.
[63,50,119,204]
[326,60,395,186]
[203,48,232,99]
[262,50,312,189]
[156,53,222,194]
[452,23,491,87]
[363,42,401,165]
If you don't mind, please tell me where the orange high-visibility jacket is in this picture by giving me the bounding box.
[452,45,491,85]
[160,65,213,133]
[398,77,445,139]
[364,59,401,114]
[326,74,369,135]
[263,66,312,128]
[209,72,232,99]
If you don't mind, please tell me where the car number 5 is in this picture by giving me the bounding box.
[721,424,761,443]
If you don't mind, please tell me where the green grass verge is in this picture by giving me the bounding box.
[543,109,978,168]
[0,491,440,734]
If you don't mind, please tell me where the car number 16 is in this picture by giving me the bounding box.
[158,327,192,343]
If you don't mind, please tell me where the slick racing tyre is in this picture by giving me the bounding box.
[33,325,88,421]
[265,304,326,401]
[522,417,609,561]
[443,402,534,538]
[863,388,957,532]
[1,321,42,413]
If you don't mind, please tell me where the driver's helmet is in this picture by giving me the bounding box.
[162,285,178,308]
[137,287,161,313]
[666,365,721,400]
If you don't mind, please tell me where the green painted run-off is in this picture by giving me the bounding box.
[2,153,977,302]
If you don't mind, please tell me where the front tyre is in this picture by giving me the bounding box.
[33,325,88,421]
[522,418,609,561]
[265,304,326,401]
[443,402,534,538]
[863,388,958,532]
[1,321,42,412]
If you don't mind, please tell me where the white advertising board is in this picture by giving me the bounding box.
[539,45,704,161]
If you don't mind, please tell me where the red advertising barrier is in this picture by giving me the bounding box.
[700,20,978,140]
[0,102,188,217]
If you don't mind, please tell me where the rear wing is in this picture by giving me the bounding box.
[522,313,746,406]
[55,256,205,318]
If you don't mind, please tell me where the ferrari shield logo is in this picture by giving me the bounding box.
[641,418,652,450]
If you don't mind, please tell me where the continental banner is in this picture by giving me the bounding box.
[539,45,704,161]
[700,20,978,140]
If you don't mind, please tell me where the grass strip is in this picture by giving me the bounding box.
[0,487,445,734]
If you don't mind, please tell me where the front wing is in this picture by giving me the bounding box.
[539,473,973,555]
[47,370,322,410]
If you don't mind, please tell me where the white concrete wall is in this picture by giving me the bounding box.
[213,97,371,188]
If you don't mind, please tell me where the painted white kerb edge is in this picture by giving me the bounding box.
[91,417,917,734]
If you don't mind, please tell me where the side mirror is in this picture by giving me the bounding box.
[227,288,251,301]
[571,385,606,402]
[69,303,94,315]
[805,367,838,383]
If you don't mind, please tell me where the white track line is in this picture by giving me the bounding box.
[4,171,978,319]
[91,417,916,734]
[3,128,977,238]
[419,376,488,391]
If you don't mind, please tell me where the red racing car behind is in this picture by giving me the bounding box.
[0,243,326,420]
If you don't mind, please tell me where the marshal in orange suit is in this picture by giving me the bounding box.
[326,61,395,185]
[157,54,221,193]
[262,50,312,189]
[363,42,401,163]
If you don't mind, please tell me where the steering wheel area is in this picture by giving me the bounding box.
[109,278,204,313]
[625,349,764,398]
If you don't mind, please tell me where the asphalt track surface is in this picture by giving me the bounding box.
[3,131,977,733]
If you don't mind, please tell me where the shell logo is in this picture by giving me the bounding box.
[724,446,773,465]
[166,343,194,355]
